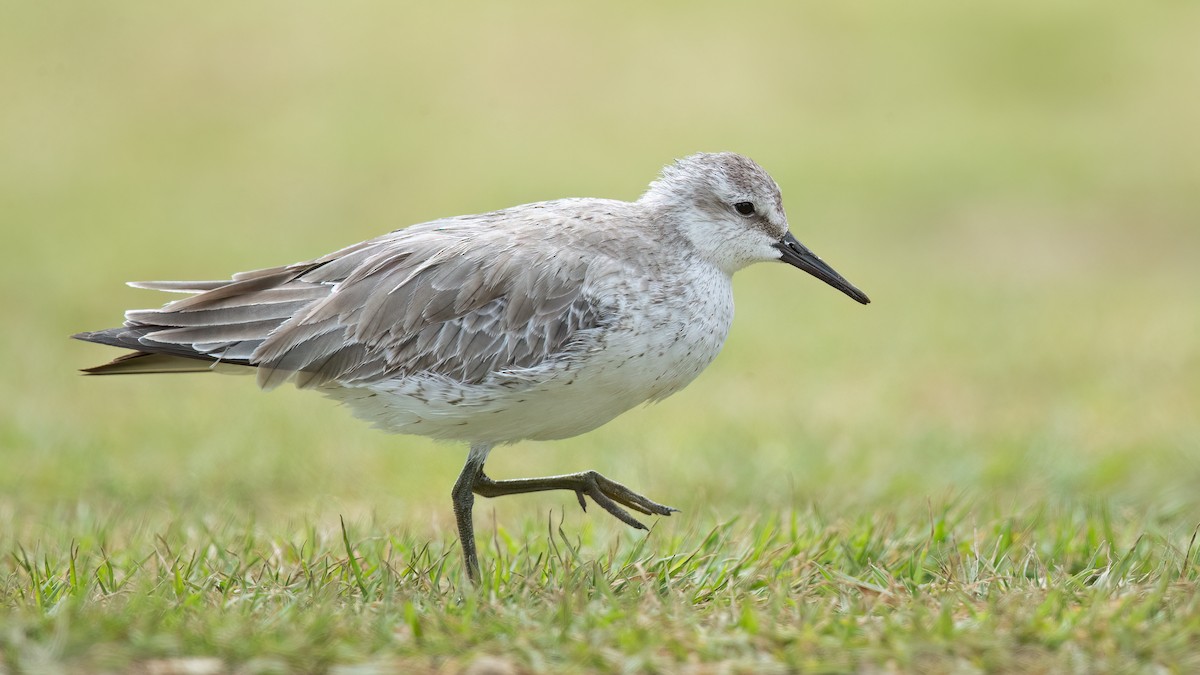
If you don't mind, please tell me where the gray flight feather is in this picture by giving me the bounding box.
[76,205,618,390]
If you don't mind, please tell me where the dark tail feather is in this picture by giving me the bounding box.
[74,327,152,352]
[73,327,248,375]
[80,351,218,375]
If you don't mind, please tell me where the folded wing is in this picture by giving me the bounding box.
[76,223,607,390]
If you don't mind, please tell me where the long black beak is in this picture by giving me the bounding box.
[774,232,870,304]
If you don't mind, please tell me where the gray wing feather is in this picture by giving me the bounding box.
[128,280,228,293]
[125,299,314,327]
[81,214,610,388]
[253,233,604,390]
[78,206,614,389]
[147,318,291,345]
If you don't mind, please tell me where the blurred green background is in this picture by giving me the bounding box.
[1,1,1198,542]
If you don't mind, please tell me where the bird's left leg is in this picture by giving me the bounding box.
[471,469,678,531]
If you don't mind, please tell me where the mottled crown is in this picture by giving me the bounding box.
[642,152,784,216]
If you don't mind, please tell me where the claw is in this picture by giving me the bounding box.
[585,487,648,530]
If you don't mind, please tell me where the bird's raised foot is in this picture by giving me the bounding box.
[472,469,678,531]
[569,470,678,530]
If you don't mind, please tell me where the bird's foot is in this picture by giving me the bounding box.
[472,469,678,531]
[569,470,677,530]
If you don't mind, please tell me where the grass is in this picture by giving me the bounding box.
[3,0,1200,672]
[6,501,1200,672]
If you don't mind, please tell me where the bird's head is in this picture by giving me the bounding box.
[641,152,869,304]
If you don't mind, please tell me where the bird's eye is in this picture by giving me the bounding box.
[733,202,756,217]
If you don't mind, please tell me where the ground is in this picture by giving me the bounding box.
[2,1,1199,672]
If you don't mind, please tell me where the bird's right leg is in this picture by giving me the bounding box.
[451,443,491,584]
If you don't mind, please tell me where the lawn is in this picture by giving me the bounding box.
[2,1,1199,672]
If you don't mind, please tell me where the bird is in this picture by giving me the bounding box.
[74,152,870,583]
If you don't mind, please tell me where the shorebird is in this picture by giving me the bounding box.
[75,152,869,583]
